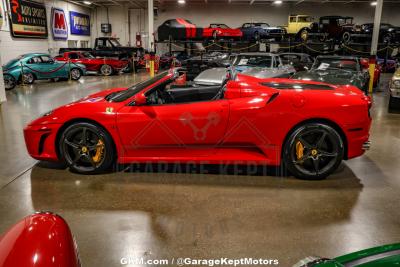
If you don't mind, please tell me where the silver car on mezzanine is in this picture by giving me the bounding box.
[193,52,296,86]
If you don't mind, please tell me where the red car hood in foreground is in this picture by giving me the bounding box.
[0,213,80,267]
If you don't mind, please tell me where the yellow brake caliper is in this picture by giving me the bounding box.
[296,141,304,161]
[92,139,105,163]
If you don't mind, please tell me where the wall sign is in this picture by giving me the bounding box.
[9,0,48,38]
[69,11,90,36]
[51,8,68,40]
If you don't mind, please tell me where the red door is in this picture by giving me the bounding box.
[116,100,229,158]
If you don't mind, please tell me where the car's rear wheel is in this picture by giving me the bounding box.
[4,74,17,90]
[100,64,114,76]
[299,29,308,41]
[22,72,35,84]
[283,123,344,180]
[70,68,82,80]
[60,122,115,174]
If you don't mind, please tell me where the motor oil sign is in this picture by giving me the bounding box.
[69,11,90,36]
[51,8,68,40]
[9,0,48,38]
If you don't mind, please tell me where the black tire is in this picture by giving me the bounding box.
[59,122,115,174]
[100,64,114,76]
[283,123,344,180]
[389,95,400,111]
[22,72,36,84]
[342,32,351,44]
[70,68,82,80]
[4,74,17,90]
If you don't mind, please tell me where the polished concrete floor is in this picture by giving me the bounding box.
[0,73,400,266]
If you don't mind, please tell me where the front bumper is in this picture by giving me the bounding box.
[389,87,400,98]
[23,123,61,161]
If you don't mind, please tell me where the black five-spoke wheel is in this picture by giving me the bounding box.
[283,123,344,180]
[60,122,115,173]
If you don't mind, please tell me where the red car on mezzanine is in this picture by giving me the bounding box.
[23,68,371,180]
[54,51,129,76]
[203,23,243,39]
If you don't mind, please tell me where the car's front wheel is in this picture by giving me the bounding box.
[60,122,115,174]
[283,123,344,180]
[70,68,82,80]
[4,74,17,90]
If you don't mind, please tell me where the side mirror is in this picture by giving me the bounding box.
[133,93,147,106]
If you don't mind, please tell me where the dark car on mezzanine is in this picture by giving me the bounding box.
[239,22,286,41]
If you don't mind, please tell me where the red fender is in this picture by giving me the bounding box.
[0,212,80,267]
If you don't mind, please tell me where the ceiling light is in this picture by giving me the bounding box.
[370,1,377,6]
[273,0,283,4]
[178,0,185,4]
[83,1,92,5]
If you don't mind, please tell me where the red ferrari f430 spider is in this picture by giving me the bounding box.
[24,69,371,179]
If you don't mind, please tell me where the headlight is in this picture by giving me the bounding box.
[392,80,400,89]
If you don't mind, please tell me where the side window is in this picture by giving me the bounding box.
[97,39,105,47]
[40,56,54,63]
[106,40,113,48]
[26,57,42,64]
[68,53,80,60]
[290,17,296,23]
[273,57,278,68]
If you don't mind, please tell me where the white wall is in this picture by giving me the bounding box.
[0,0,92,63]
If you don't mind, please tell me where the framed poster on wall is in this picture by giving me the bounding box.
[69,11,90,36]
[8,0,48,38]
[51,8,68,40]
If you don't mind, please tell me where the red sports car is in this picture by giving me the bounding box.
[0,212,80,267]
[23,69,371,179]
[360,58,381,88]
[54,51,128,76]
[203,23,243,39]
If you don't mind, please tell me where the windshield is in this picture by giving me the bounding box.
[256,23,270,28]
[313,58,359,71]
[211,24,229,29]
[109,38,122,47]
[233,55,273,68]
[108,71,169,102]
[82,52,95,59]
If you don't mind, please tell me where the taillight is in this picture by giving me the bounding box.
[362,95,372,117]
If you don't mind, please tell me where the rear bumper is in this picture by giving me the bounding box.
[345,119,372,159]
[23,124,61,161]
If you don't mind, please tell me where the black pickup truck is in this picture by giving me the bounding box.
[59,37,145,71]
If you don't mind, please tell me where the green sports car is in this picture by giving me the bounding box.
[291,55,370,93]
[293,243,400,267]
[2,53,86,90]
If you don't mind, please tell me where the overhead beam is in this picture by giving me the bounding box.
[295,0,306,4]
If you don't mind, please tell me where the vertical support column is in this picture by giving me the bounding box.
[148,0,154,52]
[368,0,383,95]
[0,54,7,103]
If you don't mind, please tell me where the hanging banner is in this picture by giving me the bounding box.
[51,8,68,40]
[69,11,90,36]
[9,0,48,38]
